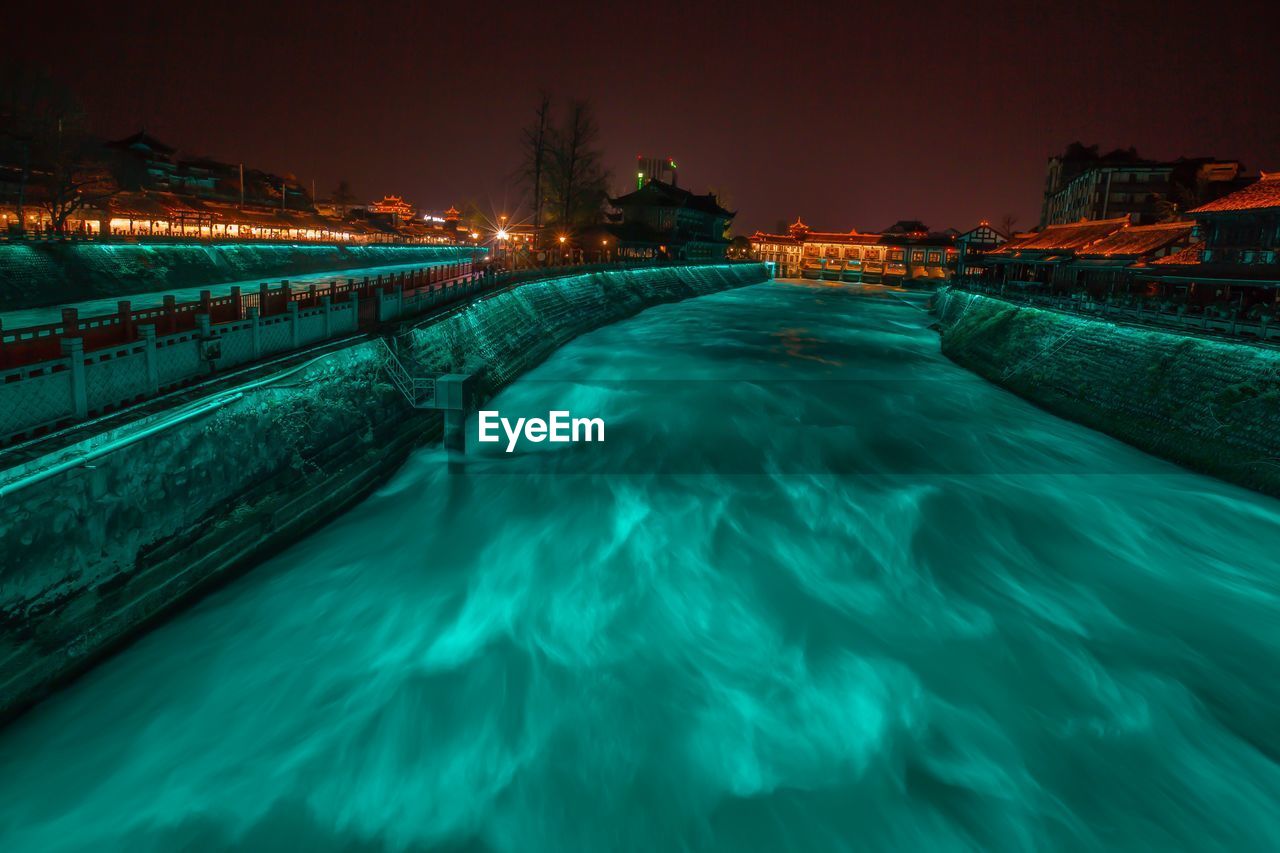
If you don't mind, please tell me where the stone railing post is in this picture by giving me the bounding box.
[139,324,159,395]
[61,307,80,338]
[248,307,261,359]
[118,300,134,341]
[61,336,88,419]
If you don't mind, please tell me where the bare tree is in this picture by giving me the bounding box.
[516,91,553,230]
[40,124,117,233]
[549,99,609,228]
[999,213,1019,236]
[0,66,89,233]
[331,178,358,217]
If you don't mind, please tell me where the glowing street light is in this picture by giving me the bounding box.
[496,229,510,241]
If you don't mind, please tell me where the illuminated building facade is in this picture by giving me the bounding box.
[954,221,1009,276]
[0,131,467,244]
[749,218,959,285]
[978,216,1196,294]
[368,194,417,222]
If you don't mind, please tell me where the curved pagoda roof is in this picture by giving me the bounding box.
[1190,172,1280,214]
[609,179,734,218]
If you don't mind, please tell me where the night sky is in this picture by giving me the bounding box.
[11,0,1279,234]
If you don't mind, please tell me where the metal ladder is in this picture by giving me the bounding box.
[377,337,437,408]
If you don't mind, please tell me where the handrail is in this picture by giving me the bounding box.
[947,279,1280,348]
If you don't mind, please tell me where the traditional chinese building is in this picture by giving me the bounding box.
[749,217,958,285]
[954,221,1009,276]
[605,179,734,260]
[1135,172,1280,314]
[368,194,417,222]
[976,216,1196,295]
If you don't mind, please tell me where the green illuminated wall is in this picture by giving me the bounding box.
[936,289,1280,497]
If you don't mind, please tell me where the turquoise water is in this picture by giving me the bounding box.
[2,280,1279,850]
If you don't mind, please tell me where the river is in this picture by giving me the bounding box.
[1,279,1278,851]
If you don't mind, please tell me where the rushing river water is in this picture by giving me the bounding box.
[2,280,1279,851]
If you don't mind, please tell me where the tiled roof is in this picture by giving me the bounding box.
[609,179,734,217]
[989,217,1130,254]
[803,232,882,245]
[1190,173,1280,213]
[1077,221,1194,258]
[750,231,800,244]
[1151,242,1204,266]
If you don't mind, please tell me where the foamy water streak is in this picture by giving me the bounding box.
[1,281,1278,851]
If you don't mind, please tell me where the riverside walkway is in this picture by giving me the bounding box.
[0,260,731,447]
[948,279,1280,347]
[0,259,464,329]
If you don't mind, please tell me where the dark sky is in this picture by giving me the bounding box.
[12,0,1280,233]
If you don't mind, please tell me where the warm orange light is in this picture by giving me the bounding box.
[558,235,567,243]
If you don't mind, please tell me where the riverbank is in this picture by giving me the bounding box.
[0,262,769,723]
[0,242,475,312]
[3,278,1277,851]
[934,287,1280,497]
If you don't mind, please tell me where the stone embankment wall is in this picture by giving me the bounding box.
[0,262,770,722]
[935,288,1280,497]
[0,242,473,311]
[406,263,767,397]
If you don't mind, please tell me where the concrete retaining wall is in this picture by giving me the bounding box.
[0,242,473,311]
[406,262,769,397]
[935,288,1280,497]
[0,262,770,722]
[0,296,363,443]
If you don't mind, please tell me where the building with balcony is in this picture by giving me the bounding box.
[1135,172,1280,316]
[748,218,959,285]
[1039,142,1245,227]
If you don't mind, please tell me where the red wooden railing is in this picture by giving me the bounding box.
[0,262,473,369]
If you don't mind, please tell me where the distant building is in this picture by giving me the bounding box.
[105,131,312,211]
[635,156,678,190]
[604,179,734,260]
[954,221,1009,276]
[749,217,958,285]
[367,194,416,222]
[978,216,1196,294]
[750,218,809,277]
[1137,172,1280,312]
[1040,142,1245,226]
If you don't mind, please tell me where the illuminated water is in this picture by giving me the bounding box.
[2,280,1279,851]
